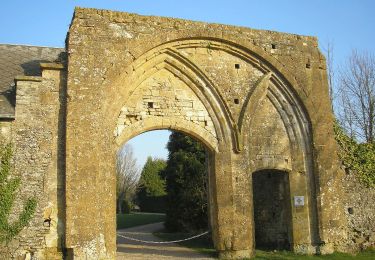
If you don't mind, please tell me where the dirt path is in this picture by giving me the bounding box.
[116,222,215,259]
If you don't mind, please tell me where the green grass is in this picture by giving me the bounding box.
[252,249,375,259]
[154,229,375,260]
[116,212,166,229]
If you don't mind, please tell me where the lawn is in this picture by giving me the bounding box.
[154,230,375,259]
[116,212,166,229]
[253,249,375,260]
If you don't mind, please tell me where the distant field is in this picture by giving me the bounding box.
[116,212,166,229]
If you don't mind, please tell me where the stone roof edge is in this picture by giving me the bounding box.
[14,76,43,82]
[0,114,15,120]
[40,63,65,70]
[73,6,318,44]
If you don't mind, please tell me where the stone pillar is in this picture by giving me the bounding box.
[40,63,67,257]
[288,170,315,254]
[65,81,116,259]
[11,62,66,258]
[213,145,255,259]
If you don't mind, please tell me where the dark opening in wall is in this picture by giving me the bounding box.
[235,63,240,69]
[348,207,354,215]
[234,98,239,104]
[253,169,292,250]
[148,102,154,108]
[306,63,311,69]
[271,44,276,49]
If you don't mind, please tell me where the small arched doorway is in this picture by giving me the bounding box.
[252,169,293,250]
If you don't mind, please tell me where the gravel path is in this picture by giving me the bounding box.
[116,222,215,259]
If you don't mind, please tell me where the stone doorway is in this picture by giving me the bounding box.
[252,169,293,250]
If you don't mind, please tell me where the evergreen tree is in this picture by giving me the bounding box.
[164,131,208,232]
[137,157,167,212]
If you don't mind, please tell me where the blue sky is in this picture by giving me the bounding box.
[1,0,374,168]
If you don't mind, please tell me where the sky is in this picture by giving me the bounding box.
[1,0,374,169]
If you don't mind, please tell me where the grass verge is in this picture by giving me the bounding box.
[253,248,375,259]
[154,229,374,260]
[116,212,165,229]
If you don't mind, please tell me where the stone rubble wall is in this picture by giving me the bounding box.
[341,171,375,251]
[0,67,66,259]
[0,120,13,144]
[115,69,216,139]
[248,96,291,170]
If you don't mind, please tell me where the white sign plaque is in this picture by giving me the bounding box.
[294,196,305,207]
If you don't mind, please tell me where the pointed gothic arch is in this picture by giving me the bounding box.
[108,37,319,251]
[63,17,335,257]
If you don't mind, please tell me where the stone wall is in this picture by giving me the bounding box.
[341,171,375,251]
[0,65,66,259]
[115,69,216,141]
[0,120,13,144]
[248,96,291,170]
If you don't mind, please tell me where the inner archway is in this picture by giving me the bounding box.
[252,169,293,250]
[116,129,214,258]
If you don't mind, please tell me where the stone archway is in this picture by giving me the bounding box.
[0,8,352,260]
[116,127,216,252]
[244,67,320,253]
[110,41,234,257]
[62,8,343,259]
[109,37,319,257]
[65,39,238,259]
[64,38,317,258]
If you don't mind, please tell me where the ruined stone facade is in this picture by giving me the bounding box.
[341,171,375,251]
[0,7,373,259]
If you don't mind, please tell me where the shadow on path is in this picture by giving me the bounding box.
[116,222,215,259]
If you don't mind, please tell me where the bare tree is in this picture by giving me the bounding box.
[116,144,140,214]
[337,50,375,143]
[323,41,336,105]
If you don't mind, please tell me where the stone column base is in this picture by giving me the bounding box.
[219,249,255,259]
[292,243,318,255]
[317,243,335,255]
